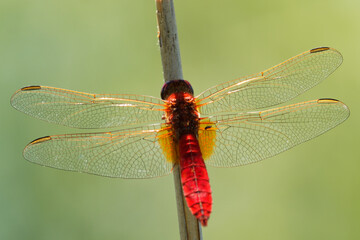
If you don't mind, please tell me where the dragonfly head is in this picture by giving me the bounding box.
[161,80,194,100]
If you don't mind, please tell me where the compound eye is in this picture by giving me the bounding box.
[185,80,193,95]
[160,80,194,100]
[161,83,168,100]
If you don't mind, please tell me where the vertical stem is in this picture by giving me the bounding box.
[155,1,203,240]
[156,0,183,82]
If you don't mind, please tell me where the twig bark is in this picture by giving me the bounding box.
[155,1,203,239]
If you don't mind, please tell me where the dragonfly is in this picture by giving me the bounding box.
[11,47,349,226]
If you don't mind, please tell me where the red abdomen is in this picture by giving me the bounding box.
[179,133,212,226]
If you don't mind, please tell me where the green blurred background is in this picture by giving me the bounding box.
[1,0,359,239]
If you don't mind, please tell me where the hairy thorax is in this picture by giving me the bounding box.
[165,92,200,141]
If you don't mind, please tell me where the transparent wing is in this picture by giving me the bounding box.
[199,99,349,167]
[11,86,165,129]
[196,47,343,115]
[23,124,173,178]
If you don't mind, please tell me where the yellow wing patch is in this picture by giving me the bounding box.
[157,120,217,163]
[198,120,217,160]
[157,125,178,163]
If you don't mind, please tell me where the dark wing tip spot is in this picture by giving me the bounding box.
[310,47,330,53]
[21,86,42,91]
[318,98,340,103]
[29,136,52,145]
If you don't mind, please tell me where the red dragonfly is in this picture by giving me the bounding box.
[11,47,349,226]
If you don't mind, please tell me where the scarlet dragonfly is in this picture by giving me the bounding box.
[11,47,350,226]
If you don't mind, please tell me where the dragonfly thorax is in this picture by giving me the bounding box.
[165,92,200,141]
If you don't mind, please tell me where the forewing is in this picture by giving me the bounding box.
[203,99,349,167]
[23,124,173,178]
[196,47,343,115]
[11,86,165,129]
